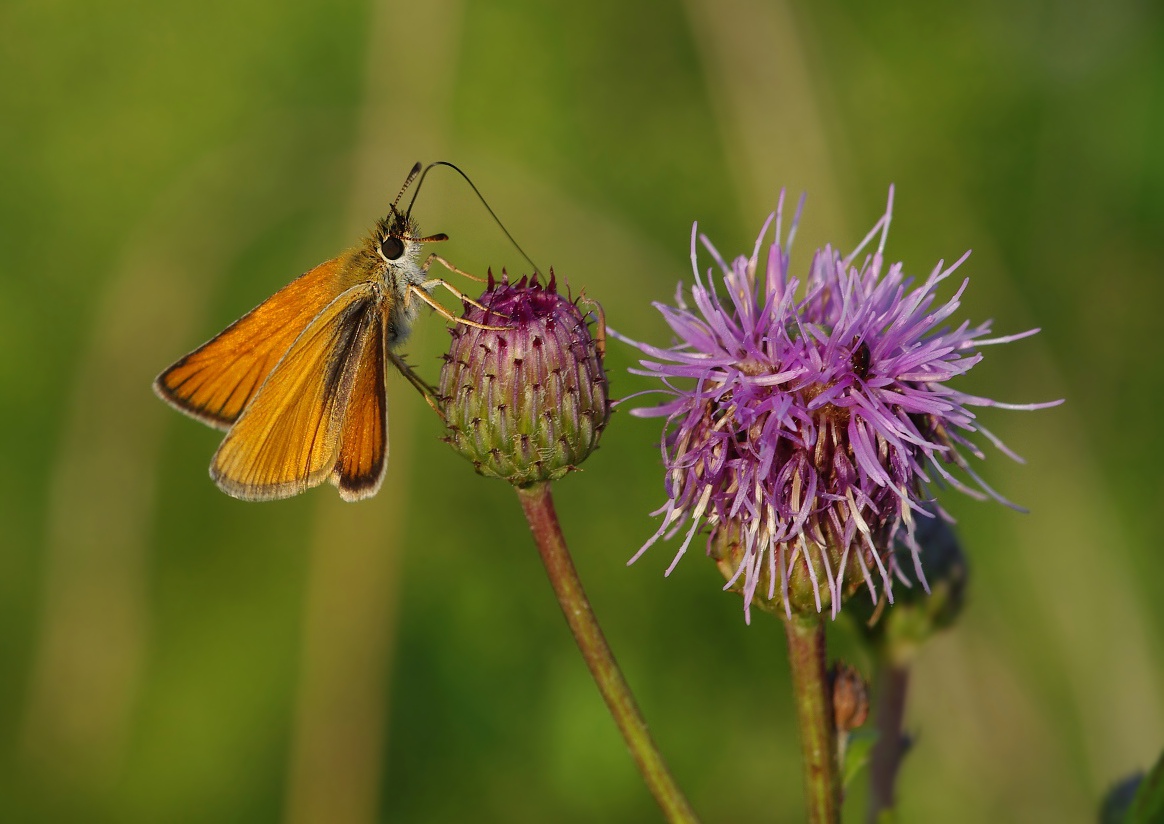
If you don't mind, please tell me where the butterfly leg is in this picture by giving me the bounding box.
[419,278,497,316]
[386,349,445,418]
[422,253,487,283]
[579,294,606,358]
[406,283,509,332]
[421,254,514,322]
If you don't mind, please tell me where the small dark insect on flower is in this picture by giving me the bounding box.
[618,190,1061,621]
[439,271,610,486]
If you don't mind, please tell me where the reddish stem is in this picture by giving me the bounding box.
[516,482,699,824]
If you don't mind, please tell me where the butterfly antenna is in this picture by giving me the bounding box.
[394,162,423,209]
[407,161,542,276]
[388,162,424,225]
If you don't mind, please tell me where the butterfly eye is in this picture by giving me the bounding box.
[380,236,405,261]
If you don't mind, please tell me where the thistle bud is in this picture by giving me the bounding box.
[853,516,969,661]
[440,271,610,486]
[830,661,870,733]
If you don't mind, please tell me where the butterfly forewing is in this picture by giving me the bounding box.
[210,282,383,501]
[334,304,389,501]
[154,255,361,429]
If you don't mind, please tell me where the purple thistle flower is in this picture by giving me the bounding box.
[617,189,1061,623]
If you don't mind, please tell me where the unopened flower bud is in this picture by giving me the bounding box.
[440,271,610,486]
[831,661,870,733]
[854,517,968,661]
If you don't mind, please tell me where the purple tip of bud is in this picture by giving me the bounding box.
[439,270,610,486]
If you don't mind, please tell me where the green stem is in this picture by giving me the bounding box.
[867,661,910,822]
[515,482,700,824]
[783,614,840,824]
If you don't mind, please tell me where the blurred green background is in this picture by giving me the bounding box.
[2,0,1161,821]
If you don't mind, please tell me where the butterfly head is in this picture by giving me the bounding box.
[367,207,449,273]
[374,162,450,263]
[374,208,419,264]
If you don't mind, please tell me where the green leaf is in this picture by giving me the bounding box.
[842,729,879,789]
[1124,747,1164,823]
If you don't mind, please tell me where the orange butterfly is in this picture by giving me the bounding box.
[154,162,487,502]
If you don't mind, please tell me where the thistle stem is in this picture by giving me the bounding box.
[783,614,840,824]
[867,661,910,821]
[515,482,700,824]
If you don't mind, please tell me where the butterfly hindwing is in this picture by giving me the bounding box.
[153,254,360,430]
[209,282,383,501]
[333,302,389,501]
